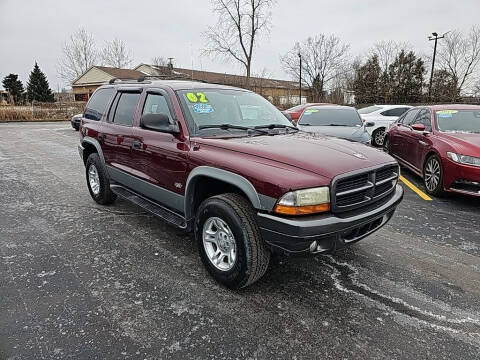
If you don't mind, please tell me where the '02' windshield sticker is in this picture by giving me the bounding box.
[437,110,458,117]
[192,103,214,114]
[186,92,209,103]
[304,109,319,115]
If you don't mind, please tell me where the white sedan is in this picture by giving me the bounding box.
[358,105,413,147]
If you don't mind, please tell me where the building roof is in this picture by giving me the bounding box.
[135,64,303,90]
[95,66,143,80]
[72,66,144,86]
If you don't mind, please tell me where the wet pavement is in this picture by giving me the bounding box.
[0,122,479,359]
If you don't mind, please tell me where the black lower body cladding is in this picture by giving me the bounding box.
[257,185,404,255]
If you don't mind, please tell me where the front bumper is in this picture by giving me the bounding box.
[444,159,480,196]
[71,117,81,128]
[78,144,84,163]
[257,184,403,255]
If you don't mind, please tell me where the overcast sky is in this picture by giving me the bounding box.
[1,0,479,91]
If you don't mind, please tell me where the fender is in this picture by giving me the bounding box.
[184,166,276,222]
[82,136,106,165]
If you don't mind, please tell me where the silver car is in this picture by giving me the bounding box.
[297,105,374,144]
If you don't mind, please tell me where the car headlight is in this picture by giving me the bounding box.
[274,187,330,215]
[446,152,480,167]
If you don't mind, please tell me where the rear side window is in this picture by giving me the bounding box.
[381,107,409,117]
[84,88,114,121]
[142,93,172,120]
[112,92,140,126]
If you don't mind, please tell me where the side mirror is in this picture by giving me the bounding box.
[365,121,375,127]
[140,113,179,133]
[411,123,425,131]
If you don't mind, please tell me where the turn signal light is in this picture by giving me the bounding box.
[274,203,330,215]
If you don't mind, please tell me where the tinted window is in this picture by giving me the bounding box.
[143,94,172,120]
[112,92,140,126]
[381,107,409,117]
[358,106,382,114]
[401,109,420,125]
[414,109,432,131]
[84,88,114,121]
[298,108,362,127]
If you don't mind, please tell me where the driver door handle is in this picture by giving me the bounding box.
[132,140,142,149]
[419,140,428,146]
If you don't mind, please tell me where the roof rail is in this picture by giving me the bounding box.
[108,78,151,85]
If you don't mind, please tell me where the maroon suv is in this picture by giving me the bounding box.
[78,80,403,289]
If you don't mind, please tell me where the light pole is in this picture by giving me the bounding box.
[298,52,302,105]
[428,32,447,99]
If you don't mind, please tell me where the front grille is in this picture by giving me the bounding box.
[332,164,399,213]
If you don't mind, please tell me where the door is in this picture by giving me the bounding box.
[101,90,141,174]
[130,90,189,213]
[405,109,433,171]
[390,108,419,159]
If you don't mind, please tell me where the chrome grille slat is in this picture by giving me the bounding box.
[332,164,399,213]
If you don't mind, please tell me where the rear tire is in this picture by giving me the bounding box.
[423,154,444,196]
[85,153,116,205]
[371,128,386,147]
[195,193,270,289]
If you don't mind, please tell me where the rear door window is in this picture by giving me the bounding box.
[84,88,114,121]
[111,92,140,126]
[381,107,409,117]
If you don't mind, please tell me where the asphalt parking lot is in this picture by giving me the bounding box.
[1,121,479,360]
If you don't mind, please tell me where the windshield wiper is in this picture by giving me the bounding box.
[254,124,298,132]
[254,124,299,133]
[198,124,268,134]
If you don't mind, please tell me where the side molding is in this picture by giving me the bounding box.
[184,166,276,222]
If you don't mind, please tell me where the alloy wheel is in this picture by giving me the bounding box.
[424,157,441,193]
[88,164,100,195]
[374,129,385,146]
[202,217,237,271]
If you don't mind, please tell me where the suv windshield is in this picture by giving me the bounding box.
[358,106,382,114]
[436,110,480,133]
[177,89,292,135]
[298,108,362,127]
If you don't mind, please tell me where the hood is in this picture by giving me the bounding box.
[439,132,480,157]
[195,132,395,179]
[298,125,370,143]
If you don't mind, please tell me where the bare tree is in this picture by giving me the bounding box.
[203,0,275,86]
[101,38,133,68]
[58,28,98,84]
[369,40,410,73]
[281,34,350,101]
[151,56,169,67]
[437,26,480,98]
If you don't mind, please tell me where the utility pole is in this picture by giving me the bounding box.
[298,52,302,105]
[428,32,447,99]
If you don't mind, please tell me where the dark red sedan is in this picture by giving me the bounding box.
[384,105,480,197]
[284,103,331,123]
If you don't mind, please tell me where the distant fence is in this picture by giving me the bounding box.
[0,101,87,122]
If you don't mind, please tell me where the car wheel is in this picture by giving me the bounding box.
[423,154,444,196]
[372,128,386,147]
[383,136,390,153]
[85,153,117,205]
[195,193,270,289]
[73,124,79,131]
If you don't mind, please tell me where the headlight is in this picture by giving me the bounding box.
[274,187,330,215]
[446,152,480,167]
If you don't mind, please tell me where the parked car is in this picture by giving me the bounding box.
[384,105,480,197]
[297,105,374,144]
[284,103,331,123]
[358,105,412,147]
[78,80,403,289]
[71,113,82,131]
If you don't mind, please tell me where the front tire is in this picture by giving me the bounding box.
[423,154,444,196]
[372,128,386,147]
[85,153,116,205]
[195,193,270,289]
[383,136,390,153]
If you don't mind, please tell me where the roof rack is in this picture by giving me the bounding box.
[107,78,148,85]
[107,76,211,85]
